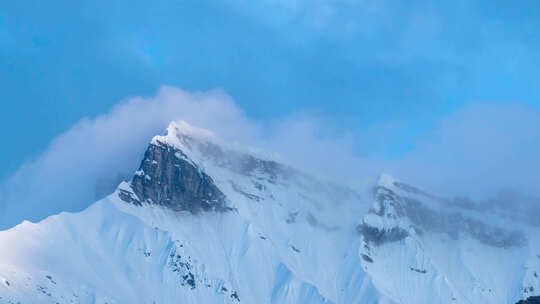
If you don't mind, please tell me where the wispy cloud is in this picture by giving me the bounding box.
[0,87,254,229]
[1,86,539,230]
[390,102,540,199]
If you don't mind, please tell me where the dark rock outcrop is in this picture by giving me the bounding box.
[517,296,540,304]
[357,223,409,245]
[125,142,229,213]
[361,182,527,248]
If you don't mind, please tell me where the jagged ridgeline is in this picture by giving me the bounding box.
[119,121,297,212]
[0,121,539,304]
[358,178,527,249]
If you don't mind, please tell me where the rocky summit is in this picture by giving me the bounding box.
[127,141,229,213]
[0,121,539,304]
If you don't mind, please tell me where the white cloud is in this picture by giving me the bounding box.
[1,86,539,230]
[0,86,372,229]
[389,102,540,199]
[0,86,256,229]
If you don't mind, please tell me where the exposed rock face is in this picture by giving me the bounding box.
[357,223,409,245]
[127,142,229,213]
[359,177,527,248]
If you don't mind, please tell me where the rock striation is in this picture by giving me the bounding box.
[123,141,229,213]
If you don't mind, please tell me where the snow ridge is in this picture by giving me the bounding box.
[0,122,539,304]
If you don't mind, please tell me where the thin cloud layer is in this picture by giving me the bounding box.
[1,86,539,230]
[392,102,540,199]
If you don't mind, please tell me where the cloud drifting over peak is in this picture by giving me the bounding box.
[392,102,540,199]
[1,86,539,229]
[0,86,256,229]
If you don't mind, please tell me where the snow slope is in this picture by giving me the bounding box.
[359,174,540,304]
[0,121,538,304]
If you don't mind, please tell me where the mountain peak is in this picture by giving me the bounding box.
[377,173,398,190]
[2,120,539,304]
[151,120,216,150]
[119,121,231,213]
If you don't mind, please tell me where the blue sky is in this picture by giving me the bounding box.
[1,1,540,227]
[2,0,539,177]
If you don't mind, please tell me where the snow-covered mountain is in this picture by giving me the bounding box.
[0,121,538,304]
